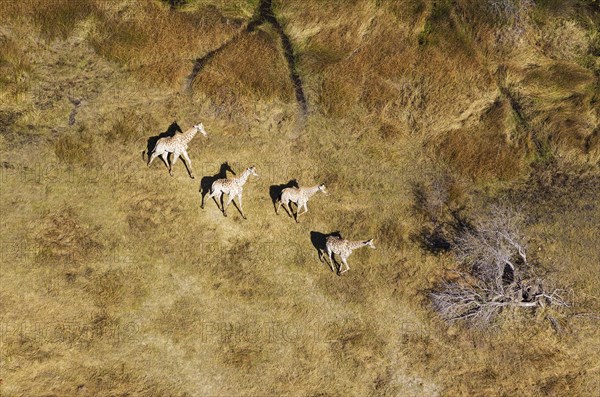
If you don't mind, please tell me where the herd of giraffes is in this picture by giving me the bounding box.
[146,122,375,275]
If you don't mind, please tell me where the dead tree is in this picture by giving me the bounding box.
[431,205,569,327]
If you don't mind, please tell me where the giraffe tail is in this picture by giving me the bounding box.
[142,148,154,162]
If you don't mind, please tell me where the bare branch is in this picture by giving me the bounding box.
[432,204,570,327]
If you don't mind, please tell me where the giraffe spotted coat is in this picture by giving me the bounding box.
[325,236,375,274]
[208,166,259,219]
[277,183,327,222]
[147,123,207,178]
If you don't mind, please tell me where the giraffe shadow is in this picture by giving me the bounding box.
[143,121,182,162]
[269,179,298,216]
[199,162,236,210]
[310,231,342,273]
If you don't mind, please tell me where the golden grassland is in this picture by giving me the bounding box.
[0,0,599,395]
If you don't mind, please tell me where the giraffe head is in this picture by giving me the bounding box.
[194,123,208,137]
[318,184,328,195]
[247,166,259,178]
[365,239,376,249]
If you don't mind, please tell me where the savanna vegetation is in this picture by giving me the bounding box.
[0,0,599,395]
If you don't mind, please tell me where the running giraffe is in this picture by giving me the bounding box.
[276,183,328,222]
[207,166,259,219]
[325,236,375,275]
[147,123,207,178]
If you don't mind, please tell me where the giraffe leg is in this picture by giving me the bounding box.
[279,199,292,217]
[148,151,160,167]
[326,247,336,273]
[284,201,293,218]
[160,152,169,171]
[296,202,308,222]
[215,193,223,212]
[220,194,226,215]
[236,194,246,220]
[223,194,235,217]
[207,190,222,211]
[181,150,195,179]
[290,202,299,222]
[339,256,350,274]
[170,152,180,177]
[275,199,281,215]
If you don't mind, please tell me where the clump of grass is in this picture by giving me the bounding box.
[159,0,193,9]
[88,16,149,65]
[35,207,104,266]
[432,99,527,181]
[519,62,598,160]
[106,111,155,143]
[418,19,433,46]
[85,267,147,311]
[31,0,98,41]
[127,194,185,236]
[435,127,526,181]
[53,126,99,165]
[0,36,32,97]
[193,27,294,105]
[537,19,590,62]
[320,64,362,117]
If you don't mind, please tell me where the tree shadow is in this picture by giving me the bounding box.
[143,121,182,162]
[310,231,342,273]
[410,182,473,254]
[269,179,298,215]
[186,0,307,114]
[200,162,236,210]
[185,34,242,91]
[250,0,307,113]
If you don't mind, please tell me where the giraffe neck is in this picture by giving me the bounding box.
[235,169,252,186]
[348,240,368,250]
[304,185,321,198]
[181,127,198,144]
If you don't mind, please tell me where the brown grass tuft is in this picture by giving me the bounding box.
[35,207,104,265]
[31,0,98,41]
[0,35,32,97]
[54,126,99,165]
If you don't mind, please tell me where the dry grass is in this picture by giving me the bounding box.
[0,35,32,99]
[192,25,295,106]
[0,0,599,396]
[85,0,243,86]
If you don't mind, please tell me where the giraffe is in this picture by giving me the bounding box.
[325,236,375,275]
[147,123,207,178]
[276,183,327,222]
[199,162,236,210]
[207,166,258,219]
